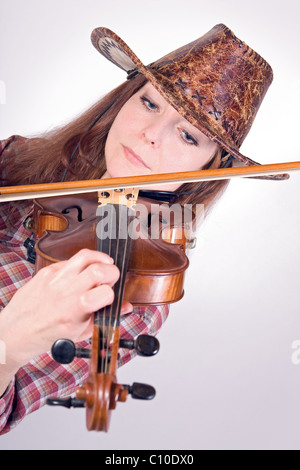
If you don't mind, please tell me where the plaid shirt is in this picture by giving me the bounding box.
[0,136,169,435]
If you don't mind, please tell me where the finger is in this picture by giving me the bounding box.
[50,249,114,279]
[120,301,133,316]
[74,262,120,293]
[76,314,95,342]
[80,284,115,312]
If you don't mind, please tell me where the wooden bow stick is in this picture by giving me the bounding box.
[0,161,299,202]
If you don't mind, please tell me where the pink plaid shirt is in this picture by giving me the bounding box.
[0,136,169,435]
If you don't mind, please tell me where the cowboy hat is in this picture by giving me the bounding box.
[91,24,287,180]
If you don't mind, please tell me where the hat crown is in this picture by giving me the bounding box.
[148,24,273,149]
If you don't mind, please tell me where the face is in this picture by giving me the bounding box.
[104,82,219,191]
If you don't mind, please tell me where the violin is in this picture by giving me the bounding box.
[2,161,299,431]
[29,188,192,431]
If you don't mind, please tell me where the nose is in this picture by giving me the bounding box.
[141,132,156,147]
[140,119,165,148]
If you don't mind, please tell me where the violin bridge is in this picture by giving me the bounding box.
[97,187,139,208]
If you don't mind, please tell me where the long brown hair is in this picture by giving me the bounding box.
[2,74,230,214]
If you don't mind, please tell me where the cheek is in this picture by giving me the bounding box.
[106,113,123,145]
[111,101,138,137]
[105,113,124,158]
[105,106,135,153]
[179,144,218,172]
[160,149,204,173]
[104,107,137,177]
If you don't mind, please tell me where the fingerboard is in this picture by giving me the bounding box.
[93,188,138,373]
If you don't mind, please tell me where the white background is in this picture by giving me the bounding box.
[0,0,300,450]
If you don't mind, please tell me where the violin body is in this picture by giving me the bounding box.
[33,192,190,305]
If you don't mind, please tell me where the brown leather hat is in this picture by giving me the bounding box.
[91,24,286,179]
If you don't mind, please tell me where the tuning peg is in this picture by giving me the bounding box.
[46,397,85,408]
[51,339,91,364]
[119,335,160,357]
[123,382,156,400]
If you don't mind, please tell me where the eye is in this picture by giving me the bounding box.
[140,96,159,112]
[181,129,198,146]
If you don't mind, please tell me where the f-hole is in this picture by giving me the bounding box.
[61,206,84,222]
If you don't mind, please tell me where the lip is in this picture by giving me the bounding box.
[122,145,150,170]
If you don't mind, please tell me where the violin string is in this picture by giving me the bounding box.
[109,188,132,372]
[110,189,128,373]
[113,188,133,336]
[105,188,118,374]
[98,191,112,375]
[106,190,115,373]
[98,193,105,375]
[103,191,113,374]
[111,187,137,371]
[110,190,123,369]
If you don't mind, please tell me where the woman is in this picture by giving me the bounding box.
[0,24,284,434]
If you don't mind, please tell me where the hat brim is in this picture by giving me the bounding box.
[91,27,289,181]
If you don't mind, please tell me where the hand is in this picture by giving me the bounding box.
[0,249,131,368]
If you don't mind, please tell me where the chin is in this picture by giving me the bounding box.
[106,162,149,179]
[105,160,125,179]
[107,166,132,179]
